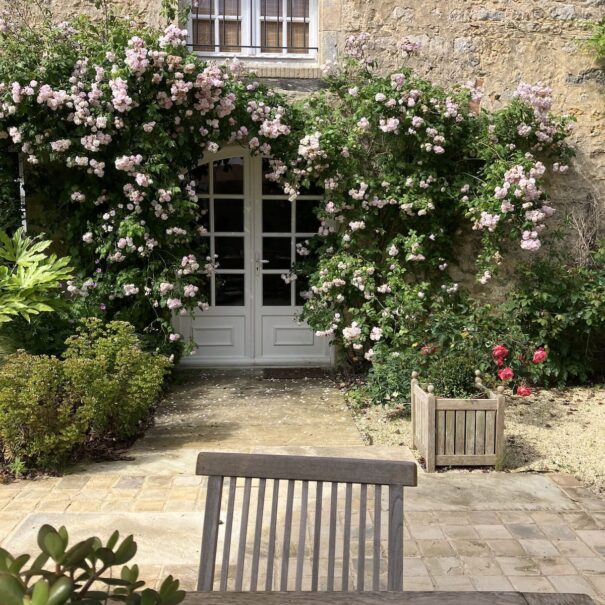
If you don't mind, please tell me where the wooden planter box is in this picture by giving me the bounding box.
[410,373,506,472]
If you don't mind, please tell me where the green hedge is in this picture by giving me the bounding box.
[0,319,171,472]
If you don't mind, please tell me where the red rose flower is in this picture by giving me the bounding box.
[497,367,514,381]
[492,344,509,361]
[420,343,438,356]
[517,385,532,397]
[532,347,548,364]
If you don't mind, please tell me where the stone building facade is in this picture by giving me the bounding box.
[8,0,605,255]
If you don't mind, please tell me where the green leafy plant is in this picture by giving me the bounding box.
[0,228,73,325]
[0,524,184,605]
[0,319,171,473]
[425,350,483,398]
[587,17,605,62]
[352,348,424,408]
[505,245,605,383]
[62,319,173,439]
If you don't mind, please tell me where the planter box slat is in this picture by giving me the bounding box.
[435,400,499,410]
[445,411,455,455]
[465,413,475,455]
[486,411,497,455]
[455,411,466,455]
[411,375,506,472]
[436,454,498,465]
[476,411,486,455]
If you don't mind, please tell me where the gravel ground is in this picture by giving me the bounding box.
[350,385,605,494]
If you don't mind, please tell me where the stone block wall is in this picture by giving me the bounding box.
[331,1,605,260]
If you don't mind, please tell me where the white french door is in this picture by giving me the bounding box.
[175,150,332,366]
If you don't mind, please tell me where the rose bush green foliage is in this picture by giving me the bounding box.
[505,246,605,384]
[282,34,573,376]
[0,524,184,605]
[0,13,591,388]
[0,151,21,234]
[0,12,297,351]
[588,17,605,61]
[0,228,73,325]
[0,319,171,471]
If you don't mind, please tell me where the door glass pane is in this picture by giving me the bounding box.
[296,275,310,305]
[213,158,244,194]
[198,199,210,231]
[299,181,323,195]
[263,274,291,306]
[215,236,244,269]
[262,159,286,194]
[263,237,291,269]
[296,201,320,233]
[192,163,210,194]
[263,199,291,232]
[214,199,243,232]
[295,237,318,263]
[216,274,245,306]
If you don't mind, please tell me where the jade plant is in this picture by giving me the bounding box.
[0,525,185,605]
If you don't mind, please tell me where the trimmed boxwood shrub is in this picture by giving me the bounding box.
[0,318,171,472]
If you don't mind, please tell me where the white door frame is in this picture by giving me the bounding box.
[176,147,333,367]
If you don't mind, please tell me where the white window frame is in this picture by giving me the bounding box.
[188,0,318,61]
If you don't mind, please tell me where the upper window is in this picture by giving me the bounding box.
[189,0,318,59]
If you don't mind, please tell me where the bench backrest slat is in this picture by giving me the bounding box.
[196,452,417,592]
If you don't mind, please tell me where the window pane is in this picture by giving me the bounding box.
[219,0,241,16]
[261,22,281,53]
[213,158,244,194]
[287,22,308,52]
[215,236,244,269]
[216,274,245,306]
[261,0,280,17]
[193,0,213,16]
[192,162,209,194]
[296,200,320,233]
[263,237,292,269]
[214,199,244,232]
[219,21,241,52]
[288,0,309,19]
[263,274,291,306]
[198,199,210,231]
[263,199,291,232]
[193,19,214,51]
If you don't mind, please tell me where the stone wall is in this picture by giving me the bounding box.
[4,0,605,255]
[330,0,605,261]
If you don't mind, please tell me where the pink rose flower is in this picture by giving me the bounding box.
[492,344,509,360]
[517,385,532,397]
[532,347,548,364]
[497,367,514,381]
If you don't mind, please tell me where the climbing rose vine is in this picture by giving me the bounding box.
[0,18,574,362]
[277,34,574,363]
[0,15,297,348]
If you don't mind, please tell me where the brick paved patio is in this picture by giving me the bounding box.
[0,371,603,601]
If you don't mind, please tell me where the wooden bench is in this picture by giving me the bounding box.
[196,452,418,592]
[182,590,596,604]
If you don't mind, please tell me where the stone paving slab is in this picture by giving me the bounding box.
[0,371,604,602]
